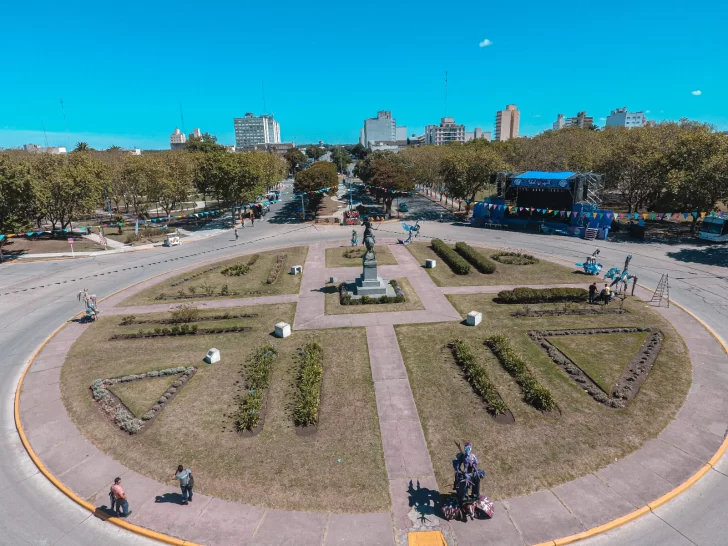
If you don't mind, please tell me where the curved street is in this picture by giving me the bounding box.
[2,192,727,545]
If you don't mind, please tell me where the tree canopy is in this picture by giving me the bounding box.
[305,146,326,162]
[284,148,307,175]
[294,161,338,195]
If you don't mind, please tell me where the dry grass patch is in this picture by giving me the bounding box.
[406,242,586,287]
[119,246,308,306]
[395,294,690,501]
[549,332,649,393]
[325,245,398,267]
[108,375,178,418]
[60,303,389,512]
[324,278,424,315]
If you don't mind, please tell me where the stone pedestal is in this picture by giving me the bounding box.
[275,322,291,338]
[204,348,220,364]
[466,311,482,326]
[355,259,390,296]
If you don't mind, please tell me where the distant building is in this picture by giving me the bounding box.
[369,141,401,152]
[425,117,466,145]
[129,148,142,155]
[23,144,67,154]
[240,142,296,156]
[465,128,491,142]
[362,111,397,148]
[565,112,594,129]
[553,113,566,130]
[606,107,647,128]
[189,128,203,140]
[234,113,281,148]
[396,126,408,141]
[494,105,520,141]
[170,128,186,150]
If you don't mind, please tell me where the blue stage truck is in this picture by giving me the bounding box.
[698,216,728,243]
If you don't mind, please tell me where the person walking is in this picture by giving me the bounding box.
[173,465,193,505]
[588,282,597,304]
[250,209,255,227]
[603,284,611,305]
[234,228,239,241]
[110,477,131,517]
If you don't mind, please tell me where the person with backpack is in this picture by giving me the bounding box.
[173,465,194,504]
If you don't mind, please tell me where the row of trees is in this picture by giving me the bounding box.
[0,135,288,234]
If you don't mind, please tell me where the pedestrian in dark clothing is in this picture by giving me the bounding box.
[174,465,193,504]
[588,283,597,304]
[234,228,239,240]
[250,209,255,226]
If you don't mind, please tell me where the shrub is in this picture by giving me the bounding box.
[220,284,229,296]
[170,303,200,323]
[235,344,278,432]
[200,281,216,296]
[454,242,496,274]
[120,315,136,325]
[247,254,260,266]
[450,339,508,415]
[343,248,364,259]
[293,342,324,427]
[496,287,588,304]
[266,254,287,284]
[485,335,556,411]
[221,263,250,276]
[188,286,197,295]
[431,239,471,275]
[491,251,538,265]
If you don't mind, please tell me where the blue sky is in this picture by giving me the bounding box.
[1,1,725,149]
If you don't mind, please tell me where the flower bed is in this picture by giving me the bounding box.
[110,325,250,340]
[512,307,627,318]
[495,287,588,304]
[293,342,324,428]
[484,335,557,412]
[119,311,259,326]
[454,242,496,274]
[491,251,539,265]
[449,339,509,417]
[221,254,260,277]
[266,254,287,285]
[154,289,272,301]
[431,239,471,275]
[235,344,278,434]
[170,265,222,287]
[90,366,196,434]
[339,279,405,305]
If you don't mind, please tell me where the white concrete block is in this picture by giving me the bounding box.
[290,265,302,275]
[275,322,291,338]
[204,348,220,364]
[425,259,436,268]
[330,276,338,283]
[466,311,482,326]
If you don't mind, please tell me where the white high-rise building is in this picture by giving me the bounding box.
[553,113,565,130]
[495,105,520,141]
[424,117,466,145]
[189,128,202,140]
[465,128,491,142]
[606,107,647,128]
[362,111,396,148]
[170,128,186,150]
[233,113,281,148]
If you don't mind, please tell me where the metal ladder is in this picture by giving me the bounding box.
[650,274,670,307]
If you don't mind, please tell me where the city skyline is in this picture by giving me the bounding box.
[1,0,725,149]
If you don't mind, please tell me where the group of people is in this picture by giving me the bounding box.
[589,282,613,305]
[109,465,193,518]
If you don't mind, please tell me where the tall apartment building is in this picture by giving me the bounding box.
[424,117,466,145]
[170,128,186,150]
[465,128,492,142]
[233,113,281,148]
[494,105,520,141]
[362,111,397,148]
[553,113,566,130]
[606,107,647,128]
[564,112,594,129]
[189,128,202,140]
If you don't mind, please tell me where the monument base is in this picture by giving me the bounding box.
[348,279,397,299]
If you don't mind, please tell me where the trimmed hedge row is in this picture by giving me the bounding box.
[496,287,588,304]
[235,344,278,432]
[491,251,538,265]
[431,239,471,275]
[455,242,496,274]
[110,324,251,340]
[293,342,324,427]
[485,335,556,411]
[450,339,508,415]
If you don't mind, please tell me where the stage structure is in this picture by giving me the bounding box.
[472,171,613,240]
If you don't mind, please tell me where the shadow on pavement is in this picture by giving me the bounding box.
[268,201,306,224]
[407,480,445,523]
[155,492,185,504]
[667,246,728,267]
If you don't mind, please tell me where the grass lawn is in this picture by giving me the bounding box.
[406,242,587,287]
[105,226,182,246]
[549,332,649,393]
[325,245,398,267]
[324,278,424,315]
[60,303,389,512]
[119,246,308,306]
[395,294,690,501]
[108,375,178,418]
[1,237,105,256]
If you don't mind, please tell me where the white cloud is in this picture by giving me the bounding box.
[532,114,541,118]
[646,110,651,114]
[691,89,702,96]
[479,39,493,47]
[599,117,606,121]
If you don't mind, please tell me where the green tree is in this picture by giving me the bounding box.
[73,142,92,152]
[330,147,352,173]
[284,148,307,175]
[0,154,35,233]
[294,161,338,194]
[156,152,194,216]
[441,144,507,213]
[399,146,446,194]
[355,152,413,212]
[349,143,370,160]
[185,132,225,153]
[305,146,326,162]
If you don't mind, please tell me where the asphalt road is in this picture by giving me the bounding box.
[1,192,727,545]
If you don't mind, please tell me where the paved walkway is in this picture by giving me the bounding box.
[83,233,127,249]
[16,241,728,546]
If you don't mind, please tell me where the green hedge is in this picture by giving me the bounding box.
[235,344,278,432]
[450,339,508,415]
[293,342,324,427]
[496,287,588,304]
[491,251,538,265]
[431,239,471,275]
[484,335,556,411]
[455,242,496,274]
